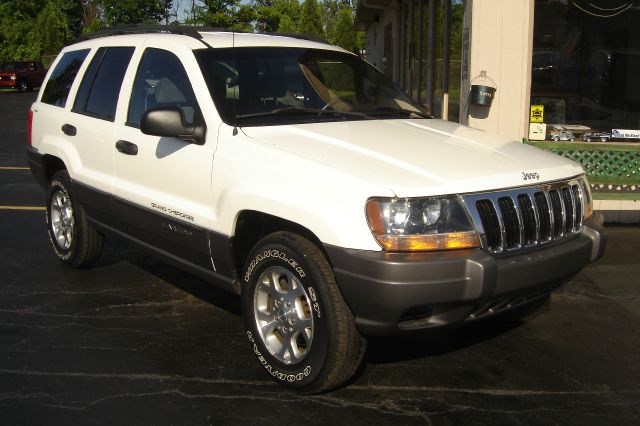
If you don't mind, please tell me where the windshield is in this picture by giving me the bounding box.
[195,47,429,126]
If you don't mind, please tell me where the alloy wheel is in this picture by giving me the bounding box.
[253,266,314,365]
[50,189,74,250]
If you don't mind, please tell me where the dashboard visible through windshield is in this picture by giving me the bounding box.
[195,47,430,126]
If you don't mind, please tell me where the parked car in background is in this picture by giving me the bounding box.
[0,61,47,92]
[582,131,611,142]
[551,129,575,142]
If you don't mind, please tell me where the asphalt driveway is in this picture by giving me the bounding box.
[1,91,639,425]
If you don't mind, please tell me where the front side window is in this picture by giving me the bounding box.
[73,47,135,121]
[41,49,90,107]
[195,47,429,126]
[127,48,201,127]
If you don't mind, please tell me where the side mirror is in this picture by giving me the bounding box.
[140,107,206,145]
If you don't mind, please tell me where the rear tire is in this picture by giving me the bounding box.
[241,232,366,393]
[17,79,29,92]
[46,171,103,268]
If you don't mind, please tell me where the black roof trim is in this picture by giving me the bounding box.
[73,24,331,47]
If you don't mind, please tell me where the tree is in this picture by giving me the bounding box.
[277,14,297,33]
[78,0,103,34]
[329,5,355,51]
[101,0,167,26]
[298,0,324,38]
[0,0,76,62]
[0,0,41,61]
[255,0,300,33]
[189,0,254,31]
[233,4,255,31]
[34,0,72,57]
[320,0,340,40]
[165,0,185,24]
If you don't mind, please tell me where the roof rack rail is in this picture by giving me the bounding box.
[73,24,245,44]
[72,24,331,47]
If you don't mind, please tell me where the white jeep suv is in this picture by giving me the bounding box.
[27,26,606,393]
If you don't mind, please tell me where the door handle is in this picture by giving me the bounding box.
[61,124,76,136]
[115,140,138,156]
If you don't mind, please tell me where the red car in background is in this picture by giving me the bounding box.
[0,61,47,92]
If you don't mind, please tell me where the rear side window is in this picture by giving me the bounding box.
[73,47,135,121]
[41,49,90,107]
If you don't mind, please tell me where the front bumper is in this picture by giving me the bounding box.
[325,214,606,335]
[0,79,16,88]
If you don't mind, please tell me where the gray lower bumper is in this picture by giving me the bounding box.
[325,214,606,335]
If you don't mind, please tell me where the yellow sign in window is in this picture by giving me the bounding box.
[530,105,544,123]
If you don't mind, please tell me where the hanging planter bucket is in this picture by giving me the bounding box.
[469,71,497,106]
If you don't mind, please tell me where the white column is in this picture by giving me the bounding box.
[467,0,534,141]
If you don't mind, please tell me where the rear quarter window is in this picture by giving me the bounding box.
[41,49,90,108]
[73,46,135,121]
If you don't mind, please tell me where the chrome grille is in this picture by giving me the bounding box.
[463,178,587,255]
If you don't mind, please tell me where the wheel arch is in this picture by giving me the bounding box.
[42,155,68,184]
[230,210,326,288]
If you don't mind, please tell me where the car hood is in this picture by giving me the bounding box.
[240,119,584,197]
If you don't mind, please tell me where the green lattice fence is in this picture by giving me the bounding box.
[525,141,640,200]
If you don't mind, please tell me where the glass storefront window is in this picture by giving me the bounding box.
[397,0,464,122]
[532,0,640,141]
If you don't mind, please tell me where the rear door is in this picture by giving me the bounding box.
[31,48,91,162]
[60,46,136,226]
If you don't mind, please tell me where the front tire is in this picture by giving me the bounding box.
[241,232,366,393]
[46,171,103,268]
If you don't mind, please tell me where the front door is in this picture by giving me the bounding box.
[112,46,216,271]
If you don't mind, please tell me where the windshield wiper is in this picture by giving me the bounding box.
[235,107,371,121]
[357,106,432,119]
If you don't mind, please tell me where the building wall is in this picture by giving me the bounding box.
[362,7,398,79]
[357,0,535,141]
[364,23,382,69]
[467,0,534,141]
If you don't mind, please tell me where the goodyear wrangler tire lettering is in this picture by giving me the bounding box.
[241,232,366,393]
[244,248,305,282]
[246,331,312,382]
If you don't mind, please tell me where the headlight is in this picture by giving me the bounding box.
[9,75,16,80]
[581,175,593,222]
[365,196,480,251]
